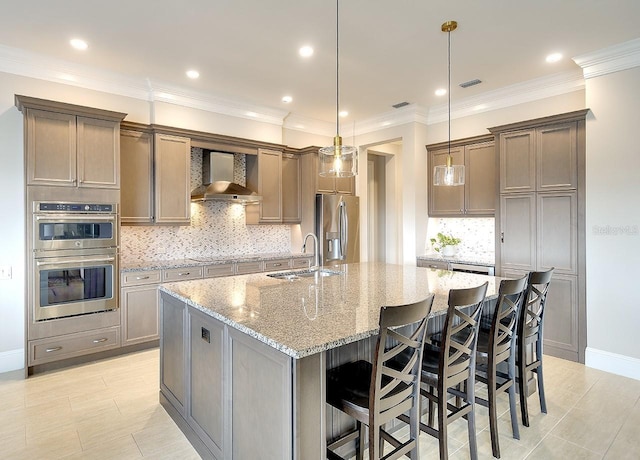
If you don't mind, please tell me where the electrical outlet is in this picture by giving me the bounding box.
[0,265,12,280]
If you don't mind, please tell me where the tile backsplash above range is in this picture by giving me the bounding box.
[120,147,291,264]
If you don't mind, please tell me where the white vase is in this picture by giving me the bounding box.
[441,245,458,257]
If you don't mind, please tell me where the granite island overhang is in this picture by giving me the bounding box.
[157,262,503,459]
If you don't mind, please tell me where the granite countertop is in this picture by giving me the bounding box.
[120,252,310,272]
[159,262,503,359]
[417,253,496,267]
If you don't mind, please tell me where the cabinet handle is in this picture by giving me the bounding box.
[273,263,282,267]
[45,346,62,353]
[92,338,108,343]
[135,276,150,280]
[501,232,504,243]
[178,272,190,276]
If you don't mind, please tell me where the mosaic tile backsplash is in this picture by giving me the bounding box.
[120,148,291,263]
[425,217,495,262]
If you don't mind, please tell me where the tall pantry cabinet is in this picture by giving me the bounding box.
[490,109,588,363]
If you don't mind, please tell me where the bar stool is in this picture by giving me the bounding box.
[474,276,527,458]
[326,295,434,460]
[418,282,488,460]
[517,268,554,427]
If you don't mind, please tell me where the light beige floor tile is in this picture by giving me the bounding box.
[526,433,603,460]
[551,406,624,455]
[9,428,83,459]
[132,417,200,457]
[60,434,143,460]
[603,398,640,460]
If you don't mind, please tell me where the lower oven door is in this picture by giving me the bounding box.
[34,249,118,321]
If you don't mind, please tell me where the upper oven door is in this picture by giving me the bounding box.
[34,214,117,251]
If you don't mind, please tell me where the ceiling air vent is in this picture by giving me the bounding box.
[392,101,410,109]
[459,79,482,88]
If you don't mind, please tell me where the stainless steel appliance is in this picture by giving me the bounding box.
[316,194,360,265]
[31,202,118,321]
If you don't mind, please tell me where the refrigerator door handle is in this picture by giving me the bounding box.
[339,201,347,259]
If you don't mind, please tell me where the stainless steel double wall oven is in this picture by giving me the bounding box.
[32,201,118,321]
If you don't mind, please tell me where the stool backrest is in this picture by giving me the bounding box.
[440,282,488,390]
[519,268,554,343]
[490,276,528,363]
[370,295,434,428]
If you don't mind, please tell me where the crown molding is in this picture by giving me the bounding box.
[282,113,335,137]
[573,38,640,79]
[426,69,585,124]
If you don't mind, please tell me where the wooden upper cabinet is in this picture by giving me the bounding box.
[315,153,356,195]
[18,96,125,189]
[154,133,191,225]
[246,149,283,224]
[499,122,578,193]
[281,153,301,223]
[427,137,495,217]
[499,130,536,193]
[537,122,577,191]
[499,193,536,272]
[120,129,153,224]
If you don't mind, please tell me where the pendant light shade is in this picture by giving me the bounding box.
[433,20,464,187]
[319,0,357,178]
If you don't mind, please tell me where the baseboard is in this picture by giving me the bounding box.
[585,347,640,381]
[0,348,25,374]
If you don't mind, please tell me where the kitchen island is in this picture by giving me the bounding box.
[158,262,503,460]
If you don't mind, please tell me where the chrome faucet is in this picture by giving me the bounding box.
[302,233,320,269]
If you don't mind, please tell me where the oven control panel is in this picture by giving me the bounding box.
[37,202,114,213]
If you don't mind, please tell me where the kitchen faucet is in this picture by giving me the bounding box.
[302,233,320,269]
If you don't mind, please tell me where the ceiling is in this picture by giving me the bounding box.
[1,1,639,124]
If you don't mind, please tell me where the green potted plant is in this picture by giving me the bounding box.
[430,232,461,257]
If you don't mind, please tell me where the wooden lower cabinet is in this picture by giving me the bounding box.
[160,293,294,460]
[121,285,159,345]
[29,326,120,366]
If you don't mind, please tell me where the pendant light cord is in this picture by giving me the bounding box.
[447,25,451,159]
[336,0,340,138]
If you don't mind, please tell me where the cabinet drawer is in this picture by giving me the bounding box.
[291,257,312,269]
[417,260,450,270]
[235,261,263,275]
[204,263,234,278]
[163,266,204,282]
[30,326,120,366]
[122,270,162,287]
[263,259,290,272]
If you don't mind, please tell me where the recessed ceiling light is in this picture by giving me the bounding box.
[546,52,563,63]
[282,95,293,103]
[70,38,88,51]
[186,69,200,79]
[435,88,447,96]
[339,111,348,118]
[299,46,314,58]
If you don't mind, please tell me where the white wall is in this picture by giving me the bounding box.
[584,66,640,377]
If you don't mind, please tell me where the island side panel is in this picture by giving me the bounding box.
[160,293,187,414]
[228,327,293,460]
[294,352,326,459]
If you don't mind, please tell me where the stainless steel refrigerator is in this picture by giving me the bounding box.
[315,194,360,265]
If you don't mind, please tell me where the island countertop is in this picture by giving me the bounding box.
[158,262,503,359]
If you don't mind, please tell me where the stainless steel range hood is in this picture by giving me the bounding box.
[191,151,261,204]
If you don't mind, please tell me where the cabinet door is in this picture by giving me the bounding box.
[120,130,153,223]
[154,134,191,225]
[465,141,495,215]
[25,109,77,186]
[189,310,225,458]
[500,193,536,271]
[500,130,535,193]
[257,149,283,222]
[543,274,579,361]
[282,153,301,223]
[161,293,187,414]
[429,147,464,216]
[537,122,577,191]
[77,117,120,188]
[335,176,355,195]
[121,285,159,345]
[537,192,577,275]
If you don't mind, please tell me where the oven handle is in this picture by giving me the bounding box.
[36,257,115,266]
[35,215,116,222]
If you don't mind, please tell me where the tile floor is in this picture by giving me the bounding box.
[0,349,639,459]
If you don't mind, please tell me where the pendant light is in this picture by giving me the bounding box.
[433,20,464,186]
[319,0,357,178]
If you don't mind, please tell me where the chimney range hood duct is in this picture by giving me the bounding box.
[190,151,261,204]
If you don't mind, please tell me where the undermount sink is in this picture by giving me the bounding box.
[266,268,342,280]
